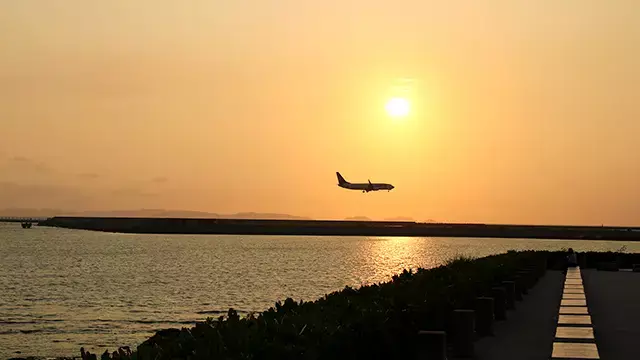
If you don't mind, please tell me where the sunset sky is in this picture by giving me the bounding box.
[1,1,639,225]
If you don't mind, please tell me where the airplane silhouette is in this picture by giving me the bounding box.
[336,172,394,193]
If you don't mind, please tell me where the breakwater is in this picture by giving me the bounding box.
[39,216,640,240]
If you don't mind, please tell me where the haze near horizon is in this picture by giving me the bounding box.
[1,1,639,225]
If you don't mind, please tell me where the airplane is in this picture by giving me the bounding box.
[336,172,394,193]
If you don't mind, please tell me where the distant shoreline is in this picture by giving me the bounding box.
[35,216,640,241]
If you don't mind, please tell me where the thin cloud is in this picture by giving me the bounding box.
[0,181,92,209]
[111,187,157,198]
[7,156,52,174]
[150,176,169,184]
[78,172,100,179]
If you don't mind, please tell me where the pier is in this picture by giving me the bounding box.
[0,217,49,229]
[474,264,640,359]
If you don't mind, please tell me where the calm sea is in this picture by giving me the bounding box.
[1,223,638,359]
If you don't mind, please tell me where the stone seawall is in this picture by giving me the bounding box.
[39,216,640,240]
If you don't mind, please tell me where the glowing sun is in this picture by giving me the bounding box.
[385,97,410,118]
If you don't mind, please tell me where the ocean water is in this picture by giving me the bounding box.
[1,223,638,359]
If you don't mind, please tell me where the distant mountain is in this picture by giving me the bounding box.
[80,209,218,218]
[230,212,310,220]
[0,208,312,220]
[384,216,415,221]
[91,210,311,220]
[0,208,71,217]
[344,216,372,221]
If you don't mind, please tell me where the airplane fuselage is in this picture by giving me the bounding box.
[339,182,394,192]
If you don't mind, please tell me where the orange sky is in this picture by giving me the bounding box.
[1,1,639,225]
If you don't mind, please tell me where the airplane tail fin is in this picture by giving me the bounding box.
[336,172,347,185]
